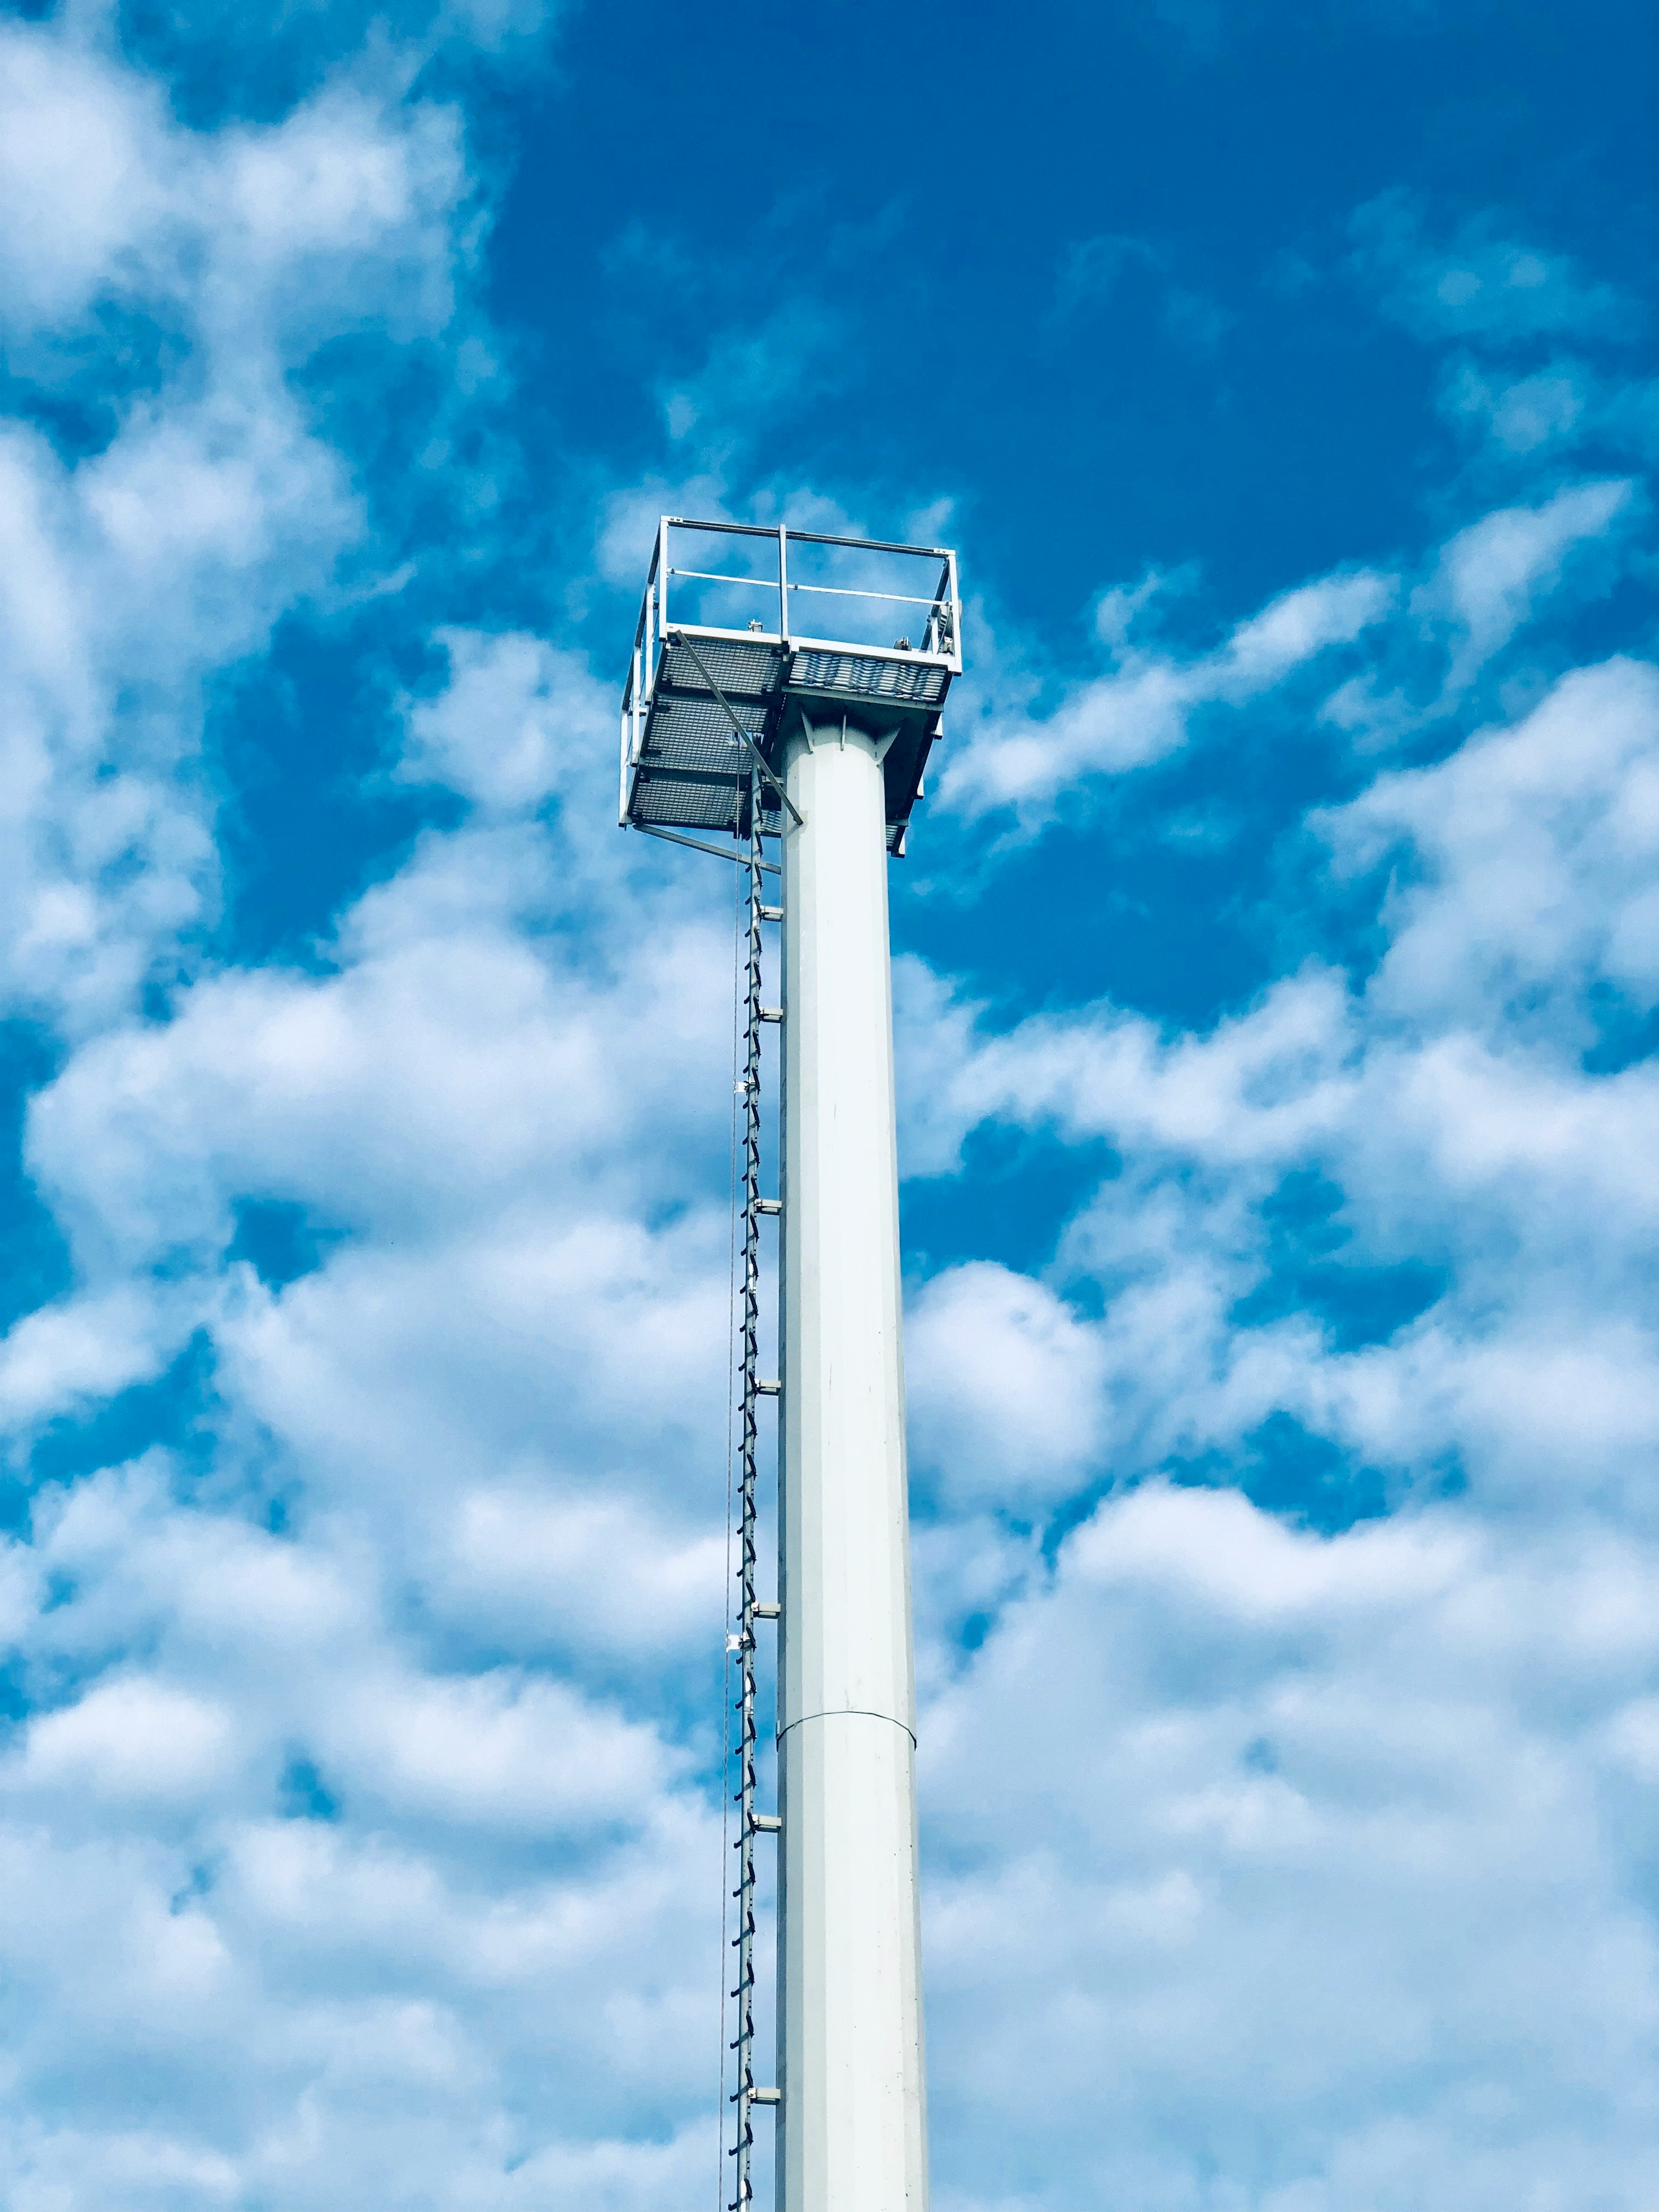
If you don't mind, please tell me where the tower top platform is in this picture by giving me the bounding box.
[618,518,962,856]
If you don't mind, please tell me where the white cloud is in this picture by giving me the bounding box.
[0,1285,179,1427]
[898,636,1659,1552]
[942,458,1643,828]
[435,1487,726,1662]
[657,302,843,464]
[1325,654,1659,1028]
[1418,477,1637,686]
[24,913,732,1323]
[907,1262,1108,1510]
[941,211,1649,833]
[2,1434,724,2203]
[1438,349,1659,481]
[323,1667,674,1834]
[1352,191,1633,347]
[908,964,1358,1171]
[943,568,1393,820]
[398,628,612,815]
[1442,359,1591,455]
[0,19,478,1035]
[923,1483,1659,2211]
[18,1674,236,1807]
[0,29,171,335]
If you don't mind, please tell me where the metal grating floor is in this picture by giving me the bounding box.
[624,629,951,845]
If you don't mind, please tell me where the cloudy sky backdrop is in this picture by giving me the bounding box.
[3,1,1658,2207]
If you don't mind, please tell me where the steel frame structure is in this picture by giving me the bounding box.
[618,520,961,860]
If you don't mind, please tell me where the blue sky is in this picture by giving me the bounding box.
[3,2,1658,2207]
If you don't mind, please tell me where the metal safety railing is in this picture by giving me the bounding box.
[620,520,962,823]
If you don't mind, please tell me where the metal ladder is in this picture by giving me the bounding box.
[729,788,783,2210]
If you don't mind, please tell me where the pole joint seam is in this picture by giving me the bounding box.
[776,1707,918,1750]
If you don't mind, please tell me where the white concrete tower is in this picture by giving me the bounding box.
[777,711,927,2212]
[617,520,960,2212]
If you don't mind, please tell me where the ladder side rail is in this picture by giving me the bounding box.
[729,785,765,2212]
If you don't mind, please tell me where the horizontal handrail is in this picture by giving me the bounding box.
[667,516,950,559]
[669,566,946,610]
[669,567,772,589]
[788,580,943,608]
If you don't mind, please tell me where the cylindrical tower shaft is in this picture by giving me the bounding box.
[777,714,928,2212]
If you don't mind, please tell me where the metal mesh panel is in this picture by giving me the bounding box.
[787,649,949,706]
[630,683,756,834]
[629,770,744,832]
[646,696,752,768]
[659,634,783,702]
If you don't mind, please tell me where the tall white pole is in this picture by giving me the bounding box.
[777,713,928,2212]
